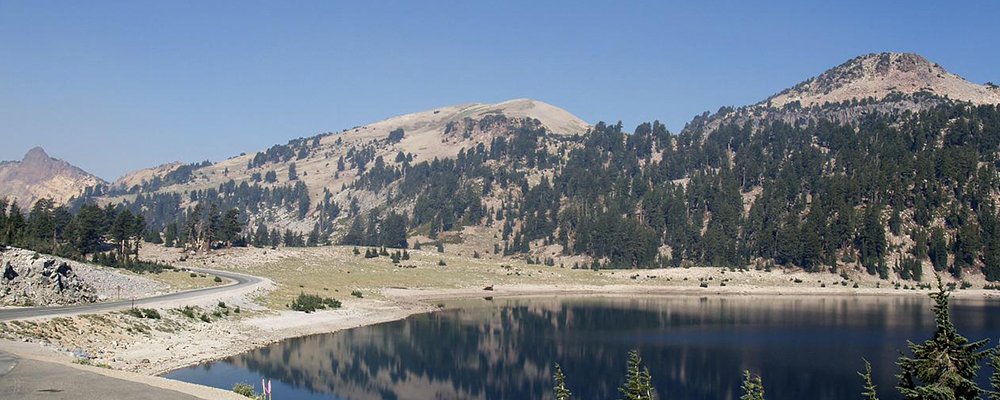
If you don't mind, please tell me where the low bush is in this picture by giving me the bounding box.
[124,308,161,319]
[290,293,342,313]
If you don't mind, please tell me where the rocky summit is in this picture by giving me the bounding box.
[0,147,105,207]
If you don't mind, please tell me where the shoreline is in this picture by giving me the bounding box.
[8,240,1000,400]
[153,282,1000,376]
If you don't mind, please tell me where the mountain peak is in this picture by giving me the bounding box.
[21,146,50,164]
[0,147,105,207]
[363,98,590,139]
[766,52,1000,107]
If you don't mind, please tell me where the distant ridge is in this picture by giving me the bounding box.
[766,52,1000,107]
[0,147,106,207]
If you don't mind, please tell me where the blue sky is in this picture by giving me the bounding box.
[1,1,998,180]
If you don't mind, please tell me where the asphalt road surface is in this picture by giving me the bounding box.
[0,350,204,400]
[0,268,261,322]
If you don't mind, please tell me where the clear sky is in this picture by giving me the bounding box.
[2,1,998,180]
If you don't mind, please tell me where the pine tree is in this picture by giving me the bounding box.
[70,204,104,256]
[219,208,241,247]
[553,363,572,400]
[740,370,765,400]
[930,228,949,271]
[619,349,656,400]
[989,349,1000,400]
[164,222,178,248]
[896,278,991,399]
[253,223,268,248]
[859,359,880,400]
[4,201,25,245]
[269,228,281,248]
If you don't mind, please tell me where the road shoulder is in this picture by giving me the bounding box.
[0,340,245,400]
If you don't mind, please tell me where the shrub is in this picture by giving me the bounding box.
[214,276,223,283]
[190,272,198,278]
[178,306,197,319]
[290,293,342,313]
[232,383,264,399]
[351,290,363,298]
[125,308,161,319]
[218,301,227,308]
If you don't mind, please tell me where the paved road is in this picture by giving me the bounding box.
[0,268,261,322]
[0,351,203,400]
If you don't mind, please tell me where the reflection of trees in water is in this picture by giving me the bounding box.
[222,296,954,400]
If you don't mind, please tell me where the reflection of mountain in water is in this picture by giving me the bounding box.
[193,296,1000,400]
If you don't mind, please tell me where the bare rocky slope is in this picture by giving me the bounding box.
[683,52,1000,138]
[1,246,97,306]
[94,98,590,233]
[0,147,106,207]
[767,52,1000,108]
[0,246,166,306]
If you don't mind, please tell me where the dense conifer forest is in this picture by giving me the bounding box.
[17,99,1000,281]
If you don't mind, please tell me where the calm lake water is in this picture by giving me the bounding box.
[165,295,1000,399]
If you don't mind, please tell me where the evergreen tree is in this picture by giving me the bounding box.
[164,222,178,247]
[989,349,1000,400]
[307,224,320,246]
[618,349,656,400]
[269,228,281,247]
[986,226,1000,282]
[0,199,7,242]
[219,208,241,247]
[859,359,880,400]
[70,204,105,255]
[930,228,949,271]
[4,200,25,245]
[858,208,887,276]
[253,223,268,248]
[740,371,765,400]
[553,363,572,400]
[26,198,55,247]
[896,279,991,399]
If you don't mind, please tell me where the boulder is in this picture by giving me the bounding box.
[0,250,98,306]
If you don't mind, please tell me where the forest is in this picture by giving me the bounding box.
[347,102,1000,279]
[27,100,1000,281]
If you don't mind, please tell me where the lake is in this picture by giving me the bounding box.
[165,294,1000,399]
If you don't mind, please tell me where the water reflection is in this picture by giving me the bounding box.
[166,295,1000,400]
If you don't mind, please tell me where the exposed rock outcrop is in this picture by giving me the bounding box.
[0,247,98,306]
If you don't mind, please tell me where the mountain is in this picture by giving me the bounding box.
[86,98,590,239]
[0,147,106,207]
[57,53,1000,282]
[682,52,1000,139]
[766,52,1000,108]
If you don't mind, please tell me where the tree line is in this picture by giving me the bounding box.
[345,102,1000,279]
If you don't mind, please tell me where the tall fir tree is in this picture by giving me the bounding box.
[896,279,991,400]
[860,359,880,400]
[619,349,657,400]
[553,363,572,400]
[740,371,765,400]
